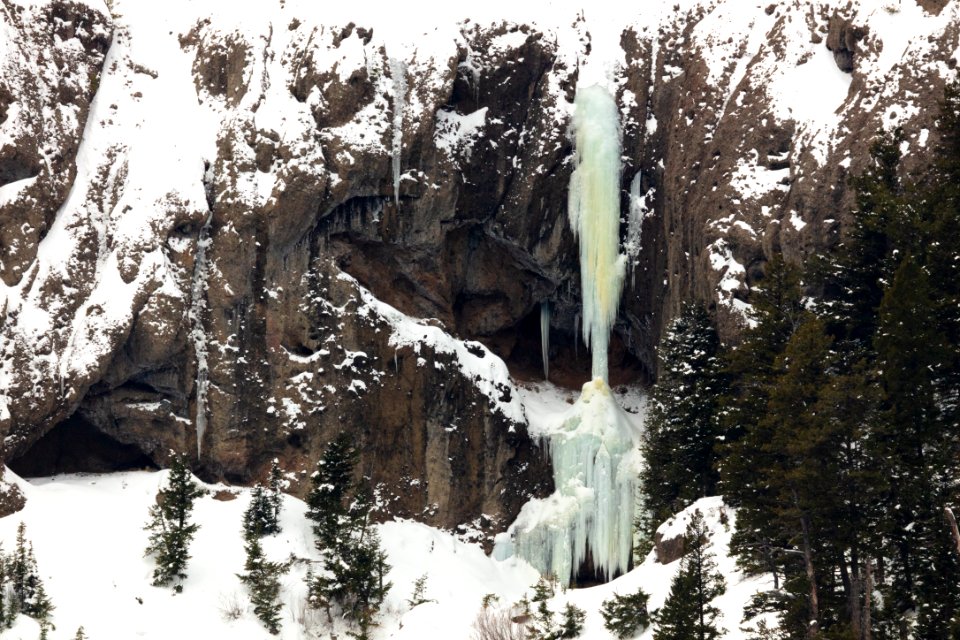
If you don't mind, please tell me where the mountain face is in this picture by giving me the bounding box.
[0,0,956,533]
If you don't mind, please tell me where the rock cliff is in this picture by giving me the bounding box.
[0,0,956,533]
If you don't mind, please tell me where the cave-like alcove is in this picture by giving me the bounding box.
[9,412,156,477]
[490,305,649,390]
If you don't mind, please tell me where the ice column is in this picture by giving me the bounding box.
[389,58,407,207]
[567,85,626,381]
[494,85,637,586]
[189,213,213,456]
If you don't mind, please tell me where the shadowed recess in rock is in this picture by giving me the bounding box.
[8,413,157,477]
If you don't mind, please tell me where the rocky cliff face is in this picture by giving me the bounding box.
[0,0,956,533]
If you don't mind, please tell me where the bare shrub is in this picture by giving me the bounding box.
[472,605,527,640]
[218,592,245,621]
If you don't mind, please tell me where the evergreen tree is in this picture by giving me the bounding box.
[143,454,207,591]
[305,434,391,639]
[601,588,651,638]
[654,511,725,640]
[342,484,392,640]
[242,459,284,539]
[720,256,804,585]
[640,302,725,536]
[267,458,284,528]
[238,534,289,635]
[5,523,55,632]
[557,603,585,638]
[242,484,278,539]
[74,627,87,640]
[528,577,556,639]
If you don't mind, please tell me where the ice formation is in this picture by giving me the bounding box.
[495,85,638,585]
[189,213,213,456]
[495,380,639,583]
[540,302,551,381]
[567,85,627,382]
[389,57,407,207]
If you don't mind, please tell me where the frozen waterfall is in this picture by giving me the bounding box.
[567,85,626,382]
[189,213,213,457]
[389,58,407,207]
[495,85,638,585]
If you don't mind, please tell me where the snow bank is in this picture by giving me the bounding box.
[0,469,771,639]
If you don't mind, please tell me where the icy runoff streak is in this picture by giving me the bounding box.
[189,213,213,457]
[389,57,407,207]
[496,85,639,586]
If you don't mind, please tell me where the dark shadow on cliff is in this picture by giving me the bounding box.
[8,413,157,477]
[488,306,651,390]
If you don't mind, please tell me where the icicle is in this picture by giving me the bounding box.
[574,312,580,360]
[189,212,213,457]
[389,57,407,207]
[566,85,626,382]
[625,171,648,279]
[494,379,641,584]
[540,302,551,381]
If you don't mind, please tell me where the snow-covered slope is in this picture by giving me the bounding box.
[0,470,767,639]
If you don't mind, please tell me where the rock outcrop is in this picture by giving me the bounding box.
[1,0,957,534]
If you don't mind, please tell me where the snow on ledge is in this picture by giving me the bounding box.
[341,272,526,425]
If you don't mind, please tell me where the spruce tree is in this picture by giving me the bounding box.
[144,454,206,591]
[305,434,391,639]
[601,588,651,638]
[242,484,278,539]
[557,603,585,638]
[267,458,283,528]
[238,534,289,634]
[654,511,725,640]
[640,302,724,536]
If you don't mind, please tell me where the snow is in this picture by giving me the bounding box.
[0,470,770,639]
[434,107,489,157]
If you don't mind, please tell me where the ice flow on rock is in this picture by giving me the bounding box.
[495,85,639,585]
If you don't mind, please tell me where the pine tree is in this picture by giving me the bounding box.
[720,256,804,585]
[238,534,289,634]
[242,484,278,539]
[601,588,651,638]
[654,511,725,640]
[342,484,392,640]
[31,581,54,640]
[640,302,725,536]
[74,627,87,640]
[305,434,391,639]
[528,576,556,639]
[4,524,56,633]
[267,458,283,528]
[557,603,585,638]
[144,454,207,591]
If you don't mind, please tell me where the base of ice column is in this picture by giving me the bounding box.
[494,378,641,585]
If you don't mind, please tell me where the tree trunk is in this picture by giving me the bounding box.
[945,507,960,557]
[798,508,820,638]
[842,555,862,640]
[863,558,873,640]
